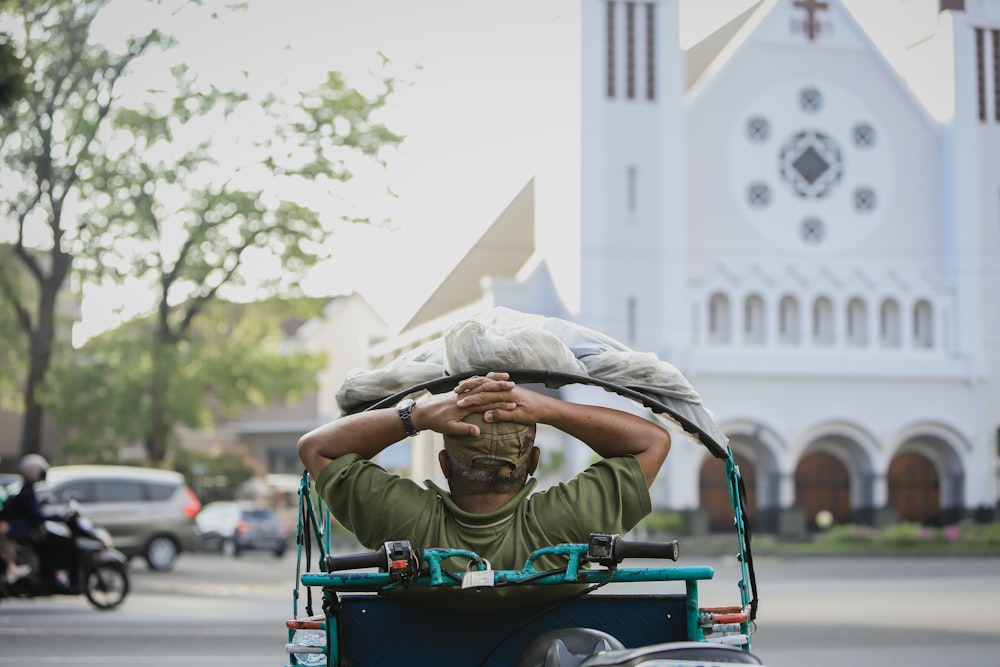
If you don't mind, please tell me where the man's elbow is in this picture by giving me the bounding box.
[296,431,312,459]
[297,432,324,474]
[648,428,671,471]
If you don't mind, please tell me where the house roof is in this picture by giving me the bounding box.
[401,178,535,332]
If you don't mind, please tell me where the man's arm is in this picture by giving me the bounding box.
[297,374,519,480]
[455,377,671,487]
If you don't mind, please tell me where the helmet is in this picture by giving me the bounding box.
[19,454,50,483]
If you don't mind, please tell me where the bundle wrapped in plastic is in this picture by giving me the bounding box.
[444,317,586,376]
[334,307,727,449]
[334,340,447,412]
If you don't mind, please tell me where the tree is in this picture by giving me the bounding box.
[0,0,165,458]
[0,0,402,462]
[45,297,327,464]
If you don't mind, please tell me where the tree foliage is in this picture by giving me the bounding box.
[0,35,25,109]
[45,297,328,464]
[0,0,402,462]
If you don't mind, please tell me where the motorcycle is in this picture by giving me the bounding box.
[0,501,130,610]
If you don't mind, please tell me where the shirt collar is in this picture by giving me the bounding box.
[424,478,538,528]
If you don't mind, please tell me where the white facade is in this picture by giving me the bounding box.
[379,0,999,531]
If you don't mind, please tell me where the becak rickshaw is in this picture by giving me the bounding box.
[282,308,762,666]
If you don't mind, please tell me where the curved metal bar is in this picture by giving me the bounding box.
[346,368,729,459]
[300,565,715,590]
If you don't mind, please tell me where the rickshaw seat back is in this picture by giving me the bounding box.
[334,593,689,665]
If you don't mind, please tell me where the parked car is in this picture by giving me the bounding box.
[195,501,290,558]
[41,465,201,571]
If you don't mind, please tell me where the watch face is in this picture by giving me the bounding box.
[729,79,892,251]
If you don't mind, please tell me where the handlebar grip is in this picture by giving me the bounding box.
[614,539,680,562]
[324,550,384,572]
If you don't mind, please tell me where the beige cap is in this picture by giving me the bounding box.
[442,413,535,479]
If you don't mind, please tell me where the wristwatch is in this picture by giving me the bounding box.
[395,398,419,437]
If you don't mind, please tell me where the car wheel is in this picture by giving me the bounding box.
[145,535,179,571]
[221,538,239,558]
[273,546,286,559]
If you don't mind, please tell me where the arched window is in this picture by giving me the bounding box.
[744,294,766,345]
[812,296,834,346]
[880,298,901,347]
[913,299,934,348]
[778,295,800,345]
[846,297,868,347]
[708,293,731,344]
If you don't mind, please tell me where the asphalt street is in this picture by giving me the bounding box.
[0,550,998,666]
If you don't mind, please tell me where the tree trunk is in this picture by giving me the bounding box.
[147,328,166,465]
[18,251,66,458]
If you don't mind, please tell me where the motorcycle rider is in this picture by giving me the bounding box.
[0,454,58,584]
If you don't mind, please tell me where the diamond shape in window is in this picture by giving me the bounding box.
[779,130,843,198]
[793,146,829,185]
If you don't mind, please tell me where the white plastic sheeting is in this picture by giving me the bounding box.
[336,307,728,452]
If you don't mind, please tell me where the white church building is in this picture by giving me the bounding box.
[354,0,999,535]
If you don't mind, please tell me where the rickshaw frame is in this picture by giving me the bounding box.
[284,369,760,666]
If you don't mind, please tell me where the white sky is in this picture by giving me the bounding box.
[75,0,933,342]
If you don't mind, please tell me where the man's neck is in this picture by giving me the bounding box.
[449,491,516,514]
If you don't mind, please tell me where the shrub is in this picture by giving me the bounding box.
[956,519,1000,546]
[815,524,874,545]
[877,522,924,547]
[639,511,687,536]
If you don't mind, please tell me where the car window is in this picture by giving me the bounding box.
[93,479,145,503]
[52,481,98,504]
[145,481,178,501]
[242,510,273,520]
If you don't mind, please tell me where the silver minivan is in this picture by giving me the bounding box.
[42,465,201,571]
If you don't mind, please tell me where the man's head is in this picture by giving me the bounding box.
[19,453,49,483]
[439,413,538,494]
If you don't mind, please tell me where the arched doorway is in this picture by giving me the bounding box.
[888,452,941,525]
[795,452,850,530]
[700,453,757,532]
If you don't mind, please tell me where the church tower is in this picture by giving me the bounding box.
[579,0,688,361]
[935,0,1000,511]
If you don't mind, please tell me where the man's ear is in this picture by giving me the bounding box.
[438,449,452,479]
[527,447,540,476]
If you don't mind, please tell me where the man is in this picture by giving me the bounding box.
[298,372,671,582]
[0,454,54,583]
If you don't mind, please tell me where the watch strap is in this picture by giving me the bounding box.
[396,399,419,437]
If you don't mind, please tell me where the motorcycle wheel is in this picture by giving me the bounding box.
[84,562,129,610]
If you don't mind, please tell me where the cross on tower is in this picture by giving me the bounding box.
[793,0,829,41]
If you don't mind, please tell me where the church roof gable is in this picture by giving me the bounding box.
[400,179,535,332]
[685,0,939,129]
